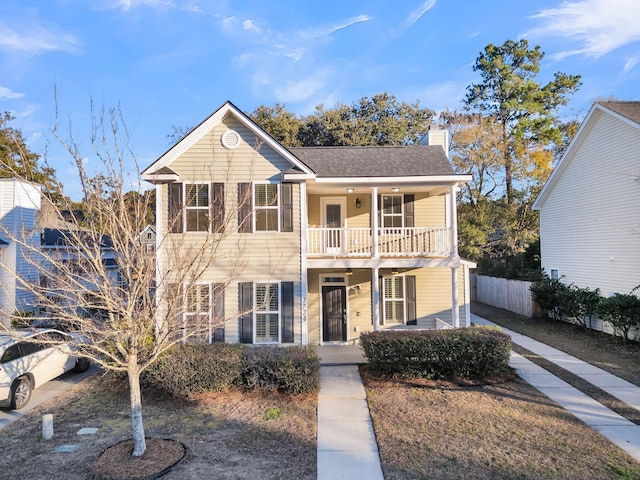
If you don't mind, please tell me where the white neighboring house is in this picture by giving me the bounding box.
[0,179,41,324]
[533,101,640,297]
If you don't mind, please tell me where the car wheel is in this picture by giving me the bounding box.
[10,377,32,410]
[73,357,90,373]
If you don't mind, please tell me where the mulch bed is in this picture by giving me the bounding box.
[90,437,186,480]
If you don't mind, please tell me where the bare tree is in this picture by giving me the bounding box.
[0,103,248,457]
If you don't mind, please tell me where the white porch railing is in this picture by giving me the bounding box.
[307,227,451,257]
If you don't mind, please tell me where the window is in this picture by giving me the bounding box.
[254,184,279,232]
[383,276,405,323]
[550,269,559,281]
[184,284,211,342]
[185,184,210,232]
[381,195,403,228]
[255,283,280,343]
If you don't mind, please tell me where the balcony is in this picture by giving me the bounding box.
[307,227,451,258]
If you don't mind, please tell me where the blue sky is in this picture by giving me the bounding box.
[2,0,639,199]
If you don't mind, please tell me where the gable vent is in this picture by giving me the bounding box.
[221,129,241,149]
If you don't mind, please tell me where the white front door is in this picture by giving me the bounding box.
[321,197,346,254]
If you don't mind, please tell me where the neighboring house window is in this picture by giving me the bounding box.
[550,269,559,281]
[254,183,279,232]
[383,275,405,323]
[186,184,210,232]
[237,183,293,233]
[255,282,280,343]
[380,275,417,326]
[381,195,403,228]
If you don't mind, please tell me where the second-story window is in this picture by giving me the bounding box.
[254,183,279,232]
[185,184,210,232]
[381,194,403,228]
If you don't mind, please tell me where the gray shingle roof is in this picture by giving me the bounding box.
[288,146,454,178]
[598,101,640,125]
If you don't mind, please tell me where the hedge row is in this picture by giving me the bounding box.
[142,344,320,395]
[360,327,512,379]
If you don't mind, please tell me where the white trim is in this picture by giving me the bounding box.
[451,267,460,328]
[379,193,403,228]
[320,197,347,254]
[313,175,472,186]
[300,182,309,345]
[253,182,280,233]
[319,275,348,344]
[142,102,314,179]
[372,267,380,331]
[183,282,213,343]
[253,281,281,344]
[381,274,406,325]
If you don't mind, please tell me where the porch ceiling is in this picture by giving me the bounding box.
[305,182,454,196]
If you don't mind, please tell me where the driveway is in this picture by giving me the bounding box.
[0,363,100,430]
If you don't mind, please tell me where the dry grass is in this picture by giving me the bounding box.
[0,375,316,479]
[363,302,640,480]
[2,302,640,479]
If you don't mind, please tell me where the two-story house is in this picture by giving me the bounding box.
[142,101,473,345]
[0,178,41,324]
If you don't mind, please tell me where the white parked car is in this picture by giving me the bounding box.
[0,329,90,409]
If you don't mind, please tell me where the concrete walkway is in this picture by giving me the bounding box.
[472,314,640,461]
[315,346,384,480]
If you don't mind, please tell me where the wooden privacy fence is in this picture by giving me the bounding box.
[471,275,536,318]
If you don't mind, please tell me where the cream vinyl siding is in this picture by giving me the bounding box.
[307,192,445,229]
[307,266,468,344]
[539,110,640,295]
[158,115,302,343]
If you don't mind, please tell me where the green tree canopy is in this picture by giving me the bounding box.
[464,39,581,204]
[0,112,63,204]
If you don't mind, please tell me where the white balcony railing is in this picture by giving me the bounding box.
[307,227,451,257]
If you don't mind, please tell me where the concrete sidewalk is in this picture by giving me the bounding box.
[473,314,640,461]
[316,346,384,480]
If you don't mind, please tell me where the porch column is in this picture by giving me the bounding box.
[449,185,460,328]
[372,267,380,331]
[300,182,309,344]
[463,263,471,327]
[449,185,458,258]
[451,267,460,328]
[371,187,379,258]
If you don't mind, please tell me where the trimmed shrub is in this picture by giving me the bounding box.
[530,274,566,320]
[242,346,320,394]
[598,294,640,342]
[141,343,245,395]
[360,327,511,379]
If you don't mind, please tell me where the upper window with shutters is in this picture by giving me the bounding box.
[237,182,294,234]
[169,182,225,234]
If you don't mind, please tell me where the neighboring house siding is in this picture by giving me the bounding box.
[0,180,41,320]
[539,110,640,295]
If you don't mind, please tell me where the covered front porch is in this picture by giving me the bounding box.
[305,262,472,346]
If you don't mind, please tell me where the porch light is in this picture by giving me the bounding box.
[355,197,362,208]
[391,187,400,193]
[347,188,354,193]
[345,268,353,276]
[391,267,399,275]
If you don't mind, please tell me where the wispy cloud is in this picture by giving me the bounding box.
[243,19,262,34]
[300,15,371,39]
[405,0,437,29]
[0,22,79,56]
[104,0,175,11]
[527,0,640,60]
[0,86,23,99]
